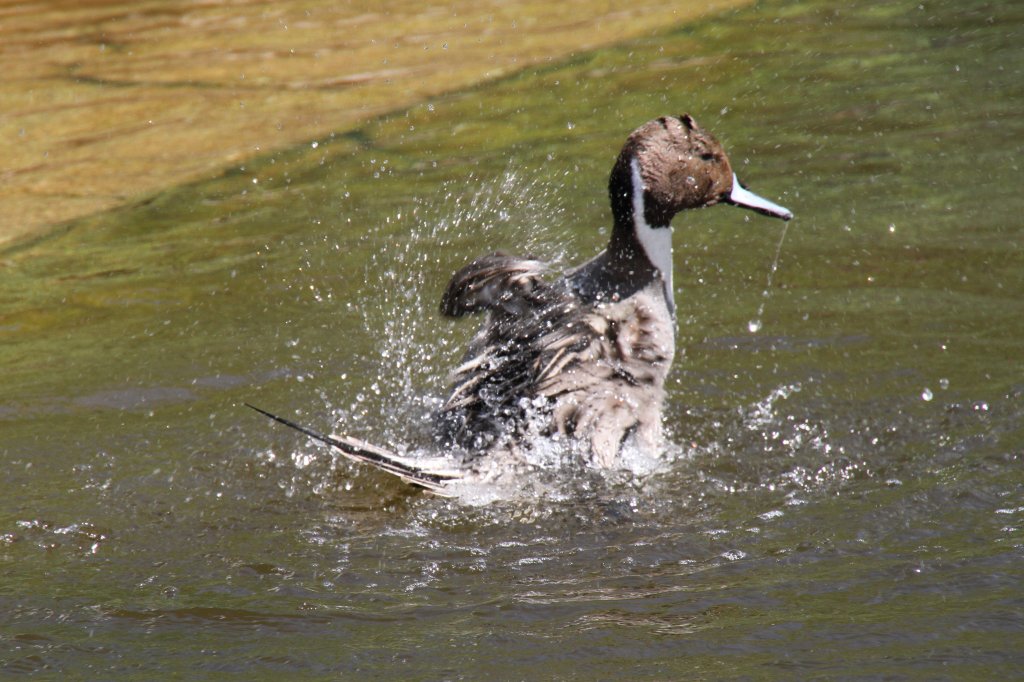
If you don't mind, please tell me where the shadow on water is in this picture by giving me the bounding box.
[1,0,1022,677]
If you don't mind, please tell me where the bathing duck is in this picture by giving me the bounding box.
[433,114,791,468]
[248,114,792,492]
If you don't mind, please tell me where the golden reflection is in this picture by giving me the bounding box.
[0,0,749,247]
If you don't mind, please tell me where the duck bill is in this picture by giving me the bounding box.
[725,173,793,221]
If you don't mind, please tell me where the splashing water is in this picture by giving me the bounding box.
[745,382,803,431]
[747,220,790,334]
[288,167,709,503]
[358,167,574,441]
[308,168,618,501]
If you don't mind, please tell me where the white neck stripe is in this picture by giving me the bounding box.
[630,158,675,318]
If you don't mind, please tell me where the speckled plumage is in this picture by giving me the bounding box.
[250,115,792,492]
[434,115,792,469]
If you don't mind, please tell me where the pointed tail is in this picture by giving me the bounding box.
[244,403,460,495]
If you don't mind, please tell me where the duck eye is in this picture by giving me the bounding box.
[700,152,716,161]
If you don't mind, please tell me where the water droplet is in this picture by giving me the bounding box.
[747,319,762,333]
[566,121,575,130]
[888,223,896,233]
[939,378,950,390]
[921,387,933,401]
[311,141,319,149]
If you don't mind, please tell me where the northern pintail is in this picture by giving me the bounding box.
[249,115,792,493]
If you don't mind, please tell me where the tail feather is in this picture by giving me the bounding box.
[245,403,460,495]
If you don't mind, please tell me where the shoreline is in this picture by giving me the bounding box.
[0,0,750,251]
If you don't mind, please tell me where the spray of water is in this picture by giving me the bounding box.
[356,167,574,443]
[284,169,806,508]
[747,220,790,334]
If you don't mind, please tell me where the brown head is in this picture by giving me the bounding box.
[608,114,792,233]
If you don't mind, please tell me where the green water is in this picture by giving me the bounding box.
[2,0,1022,677]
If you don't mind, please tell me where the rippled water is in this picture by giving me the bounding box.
[2,0,1022,677]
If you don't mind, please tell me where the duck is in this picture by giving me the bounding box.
[248,114,792,493]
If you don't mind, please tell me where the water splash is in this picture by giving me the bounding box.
[287,167,700,503]
[745,382,803,431]
[747,220,790,334]
[355,167,575,447]
[300,168,613,501]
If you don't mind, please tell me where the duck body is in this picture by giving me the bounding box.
[250,114,793,493]
[434,114,792,469]
[435,252,674,467]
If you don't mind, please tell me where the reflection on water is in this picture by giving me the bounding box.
[2,0,747,246]
[2,0,1023,676]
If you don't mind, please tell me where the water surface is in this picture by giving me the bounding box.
[2,0,1022,677]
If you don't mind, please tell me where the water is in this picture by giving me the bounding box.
[2,0,1023,677]
[747,219,789,335]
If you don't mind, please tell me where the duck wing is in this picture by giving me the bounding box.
[436,253,673,464]
[440,252,552,318]
[435,253,601,450]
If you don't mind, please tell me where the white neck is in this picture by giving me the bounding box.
[630,158,675,318]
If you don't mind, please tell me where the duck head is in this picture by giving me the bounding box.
[604,114,792,317]
[609,114,792,236]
